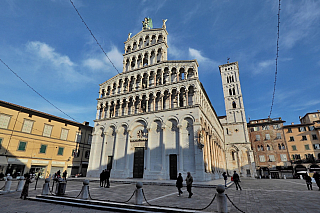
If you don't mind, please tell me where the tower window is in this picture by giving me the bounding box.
[232,101,236,108]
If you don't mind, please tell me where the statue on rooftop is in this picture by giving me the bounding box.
[142,17,153,30]
[162,19,167,29]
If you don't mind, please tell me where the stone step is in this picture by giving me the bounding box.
[28,195,209,213]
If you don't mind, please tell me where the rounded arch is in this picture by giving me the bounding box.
[128,117,148,131]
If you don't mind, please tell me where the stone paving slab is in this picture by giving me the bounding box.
[1,178,320,212]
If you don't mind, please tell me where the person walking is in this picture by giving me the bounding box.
[305,174,313,190]
[176,173,183,196]
[20,173,33,200]
[62,170,67,181]
[232,171,242,190]
[100,170,104,187]
[56,170,61,178]
[222,172,228,187]
[105,170,110,188]
[185,172,193,198]
[313,171,320,190]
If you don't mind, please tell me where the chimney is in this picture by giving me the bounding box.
[83,121,89,126]
[291,122,294,125]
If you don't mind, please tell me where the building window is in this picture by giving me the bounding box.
[0,114,11,129]
[232,151,235,160]
[280,154,287,162]
[43,124,53,137]
[39,144,47,154]
[265,134,270,140]
[273,124,281,130]
[60,129,69,140]
[0,138,3,149]
[289,136,294,141]
[278,143,282,150]
[308,126,315,131]
[269,155,275,162]
[302,135,307,141]
[287,128,292,133]
[292,145,297,151]
[259,155,266,162]
[72,149,80,157]
[313,144,320,150]
[281,143,285,150]
[232,101,236,109]
[276,133,281,139]
[267,145,271,151]
[255,135,260,141]
[75,132,82,143]
[262,125,269,130]
[305,145,310,150]
[261,145,264,151]
[21,119,34,133]
[18,141,27,151]
[312,134,318,140]
[85,150,90,159]
[251,126,259,132]
[257,145,260,151]
[57,147,64,155]
[293,154,301,160]
[88,134,92,144]
[299,127,306,132]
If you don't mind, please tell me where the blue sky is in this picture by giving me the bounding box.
[1,0,320,126]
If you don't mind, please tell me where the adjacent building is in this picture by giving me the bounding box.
[248,118,292,178]
[87,19,226,181]
[0,100,93,178]
[283,111,320,176]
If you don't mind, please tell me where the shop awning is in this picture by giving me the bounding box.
[0,156,8,165]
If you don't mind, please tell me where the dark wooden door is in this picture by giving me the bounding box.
[169,154,177,180]
[133,147,144,178]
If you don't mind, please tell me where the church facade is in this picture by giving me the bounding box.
[87,20,226,181]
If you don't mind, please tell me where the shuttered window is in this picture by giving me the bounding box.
[18,141,27,151]
[22,119,34,133]
[39,144,47,153]
[0,114,11,129]
[60,129,69,140]
[43,125,53,137]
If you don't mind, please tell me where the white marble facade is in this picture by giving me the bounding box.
[87,20,226,181]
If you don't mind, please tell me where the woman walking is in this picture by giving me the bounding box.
[20,173,33,200]
[176,173,183,196]
[222,172,228,187]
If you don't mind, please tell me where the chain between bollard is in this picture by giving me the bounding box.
[0,183,5,190]
[124,190,136,203]
[225,194,246,213]
[75,187,84,198]
[198,193,217,210]
[87,186,93,200]
[141,189,152,205]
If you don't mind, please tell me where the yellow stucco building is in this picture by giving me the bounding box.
[0,100,93,178]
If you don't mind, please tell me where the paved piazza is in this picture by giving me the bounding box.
[0,178,319,212]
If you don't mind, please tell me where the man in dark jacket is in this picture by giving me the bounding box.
[313,171,320,190]
[100,170,104,187]
[176,173,183,196]
[232,171,242,190]
[104,170,110,188]
[185,172,193,198]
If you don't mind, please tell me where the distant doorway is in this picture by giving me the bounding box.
[133,147,144,178]
[169,154,177,180]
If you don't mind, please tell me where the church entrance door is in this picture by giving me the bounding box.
[169,154,177,180]
[133,147,144,178]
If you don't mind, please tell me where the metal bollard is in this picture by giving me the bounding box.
[135,182,143,205]
[269,175,271,179]
[79,179,90,200]
[3,175,13,192]
[16,176,25,192]
[42,178,50,195]
[283,175,286,179]
[259,175,261,179]
[216,184,228,213]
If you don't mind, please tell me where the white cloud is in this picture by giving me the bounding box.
[83,45,123,73]
[282,1,320,49]
[26,41,89,84]
[188,48,219,70]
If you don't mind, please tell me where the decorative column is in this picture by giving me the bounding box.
[161,126,166,173]
[177,92,180,107]
[160,94,164,110]
[178,125,183,171]
[146,128,151,171]
[169,92,172,109]
[146,98,149,112]
[186,89,189,106]
[153,97,156,111]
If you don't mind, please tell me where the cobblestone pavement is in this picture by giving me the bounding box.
[0,178,319,212]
